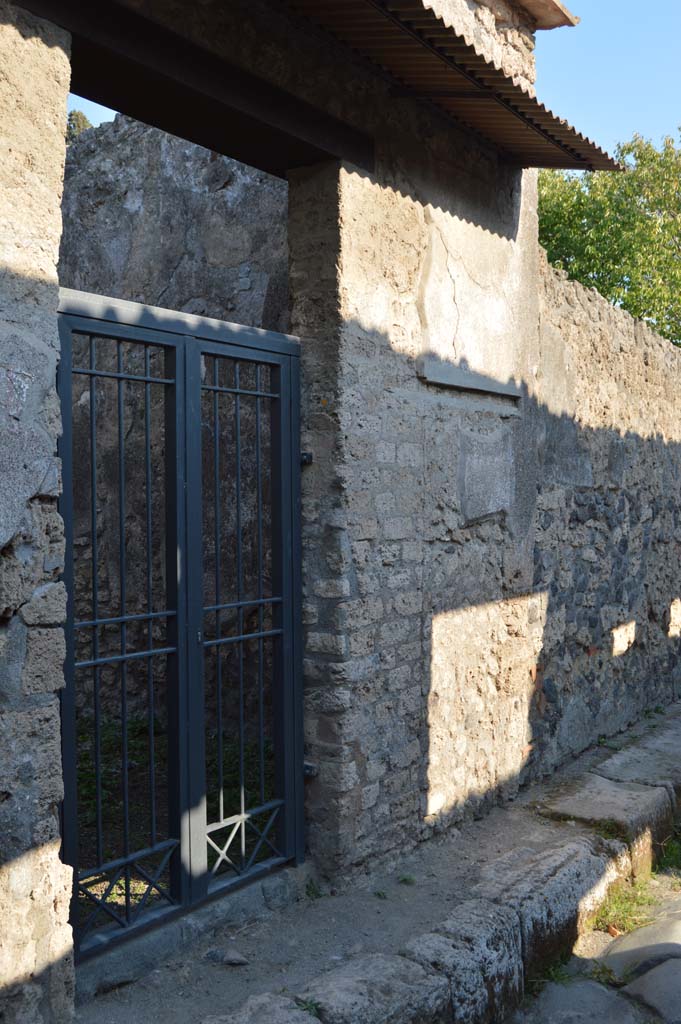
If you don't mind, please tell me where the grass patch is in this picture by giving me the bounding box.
[588,962,619,986]
[658,822,681,873]
[374,889,388,900]
[597,736,622,751]
[296,998,322,1019]
[592,881,655,934]
[526,957,572,997]
[593,819,629,843]
[305,879,323,901]
[398,874,416,886]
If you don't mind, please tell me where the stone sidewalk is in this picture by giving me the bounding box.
[77,703,681,1024]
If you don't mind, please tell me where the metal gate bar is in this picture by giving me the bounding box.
[58,289,302,959]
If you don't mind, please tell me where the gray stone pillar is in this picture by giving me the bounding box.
[288,155,542,876]
[0,4,74,1020]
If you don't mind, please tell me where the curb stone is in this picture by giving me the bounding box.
[403,900,522,1023]
[538,772,674,876]
[297,954,451,1024]
[470,839,624,969]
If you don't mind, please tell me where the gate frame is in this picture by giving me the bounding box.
[57,288,304,960]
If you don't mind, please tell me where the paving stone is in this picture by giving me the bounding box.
[202,993,314,1024]
[624,958,681,1022]
[404,899,522,1023]
[597,713,681,802]
[511,980,647,1023]
[539,772,673,875]
[472,841,616,968]
[297,953,450,1024]
[602,916,681,980]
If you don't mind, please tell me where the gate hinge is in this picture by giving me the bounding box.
[300,451,313,467]
[303,760,319,778]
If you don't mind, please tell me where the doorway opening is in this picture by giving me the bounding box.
[58,105,302,960]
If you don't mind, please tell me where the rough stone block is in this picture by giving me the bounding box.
[539,772,673,876]
[404,899,522,1024]
[21,627,66,695]
[622,958,681,1019]
[472,841,614,969]
[603,916,681,980]
[297,953,450,1024]
[19,582,66,627]
[510,979,647,1023]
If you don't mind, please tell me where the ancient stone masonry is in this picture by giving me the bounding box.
[60,115,289,332]
[534,256,681,767]
[0,3,74,1021]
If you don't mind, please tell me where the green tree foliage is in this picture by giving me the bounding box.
[66,109,93,145]
[539,133,681,344]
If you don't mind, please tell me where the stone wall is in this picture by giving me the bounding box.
[534,257,681,766]
[0,3,74,1021]
[60,114,288,331]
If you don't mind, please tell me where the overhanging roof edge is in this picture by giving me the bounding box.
[287,0,620,172]
[514,0,579,30]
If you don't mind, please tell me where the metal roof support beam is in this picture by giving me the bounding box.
[21,0,374,179]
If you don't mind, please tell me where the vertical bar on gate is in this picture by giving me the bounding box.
[144,346,156,848]
[89,336,103,869]
[58,316,80,942]
[165,343,185,903]
[271,356,300,860]
[213,358,224,823]
[289,355,305,864]
[269,363,284,854]
[117,341,131,920]
[255,365,265,806]
[234,363,245,865]
[184,343,209,898]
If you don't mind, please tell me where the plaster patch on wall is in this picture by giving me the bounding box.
[416,212,521,398]
[459,428,514,523]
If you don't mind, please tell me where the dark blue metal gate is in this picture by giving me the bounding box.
[57,290,303,959]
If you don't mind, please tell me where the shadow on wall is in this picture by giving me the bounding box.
[419,361,681,831]
[300,335,681,872]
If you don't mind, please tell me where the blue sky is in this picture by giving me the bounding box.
[70,1,681,159]
[535,0,681,155]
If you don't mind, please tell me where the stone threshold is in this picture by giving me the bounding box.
[76,703,681,1024]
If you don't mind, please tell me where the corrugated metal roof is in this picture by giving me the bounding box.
[286,0,619,171]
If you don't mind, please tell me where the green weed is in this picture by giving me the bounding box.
[526,958,571,997]
[296,998,322,1019]
[305,879,323,901]
[592,882,655,934]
